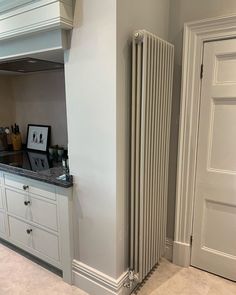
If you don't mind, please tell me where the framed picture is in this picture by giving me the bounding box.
[26,124,51,152]
[27,151,50,172]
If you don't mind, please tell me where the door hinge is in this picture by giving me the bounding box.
[190,235,193,245]
[200,64,203,79]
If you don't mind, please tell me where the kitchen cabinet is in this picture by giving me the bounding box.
[0,170,73,284]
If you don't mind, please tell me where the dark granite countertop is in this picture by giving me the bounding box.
[0,151,73,188]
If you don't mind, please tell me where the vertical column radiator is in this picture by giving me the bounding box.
[130,30,174,283]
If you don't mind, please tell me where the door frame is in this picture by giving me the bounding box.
[173,13,236,267]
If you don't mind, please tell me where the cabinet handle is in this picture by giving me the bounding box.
[23,185,29,191]
[24,201,31,206]
[26,229,32,234]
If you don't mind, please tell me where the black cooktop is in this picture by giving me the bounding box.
[0,151,57,172]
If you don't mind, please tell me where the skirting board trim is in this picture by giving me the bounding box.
[72,260,130,295]
[165,238,173,262]
[173,241,191,267]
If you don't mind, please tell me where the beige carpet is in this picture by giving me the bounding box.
[134,259,236,295]
[0,242,235,295]
[0,243,88,295]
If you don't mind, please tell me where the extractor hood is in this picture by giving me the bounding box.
[0,0,74,63]
[0,57,64,73]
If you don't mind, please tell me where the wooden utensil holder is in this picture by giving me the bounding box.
[12,133,22,151]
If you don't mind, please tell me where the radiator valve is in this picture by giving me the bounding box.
[123,270,138,289]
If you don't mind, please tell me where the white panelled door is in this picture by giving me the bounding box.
[191,39,236,281]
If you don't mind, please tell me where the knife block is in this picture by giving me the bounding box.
[11,133,22,151]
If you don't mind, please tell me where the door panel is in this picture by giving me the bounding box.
[191,39,236,281]
[203,200,236,256]
[209,98,236,172]
[216,54,236,84]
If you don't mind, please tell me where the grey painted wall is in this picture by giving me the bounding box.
[167,0,236,239]
[65,0,118,277]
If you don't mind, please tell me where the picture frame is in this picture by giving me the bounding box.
[26,124,51,152]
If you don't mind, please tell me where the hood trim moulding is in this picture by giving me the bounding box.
[0,0,74,41]
[0,0,37,14]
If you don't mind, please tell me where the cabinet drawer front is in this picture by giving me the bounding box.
[0,188,3,209]
[0,211,5,234]
[6,189,58,231]
[8,216,60,262]
[4,174,56,201]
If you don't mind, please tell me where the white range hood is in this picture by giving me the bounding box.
[0,0,74,61]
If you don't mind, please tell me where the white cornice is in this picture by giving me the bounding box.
[0,17,72,41]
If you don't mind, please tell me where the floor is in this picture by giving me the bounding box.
[0,243,88,295]
[0,242,235,295]
[134,259,236,295]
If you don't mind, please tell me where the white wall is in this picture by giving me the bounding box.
[167,0,236,240]
[11,70,68,147]
[116,0,170,276]
[0,76,15,127]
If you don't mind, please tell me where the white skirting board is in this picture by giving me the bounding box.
[173,241,191,267]
[72,260,131,295]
